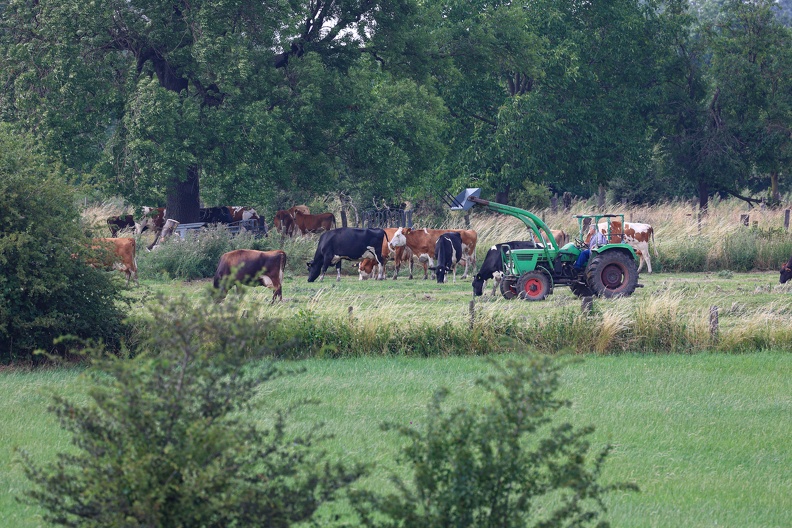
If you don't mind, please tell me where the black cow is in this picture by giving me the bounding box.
[106,215,135,237]
[430,231,463,284]
[307,228,387,282]
[200,206,234,224]
[472,241,537,296]
[780,255,792,284]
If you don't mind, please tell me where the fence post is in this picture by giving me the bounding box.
[709,306,719,343]
[469,298,476,330]
[563,192,572,211]
[581,296,593,314]
[551,194,558,214]
[785,209,790,231]
[740,214,750,227]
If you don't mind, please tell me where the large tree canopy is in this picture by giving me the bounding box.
[0,0,444,219]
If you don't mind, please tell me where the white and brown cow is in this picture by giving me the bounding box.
[213,249,287,302]
[392,228,478,280]
[85,238,139,286]
[588,220,657,273]
[358,227,409,280]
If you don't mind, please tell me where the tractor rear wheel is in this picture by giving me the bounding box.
[586,251,638,298]
[517,272,551,301]
[500,276,518,299]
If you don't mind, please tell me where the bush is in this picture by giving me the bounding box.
[351,356,637,527]
[0,125,125,362]
[19,294,365,527]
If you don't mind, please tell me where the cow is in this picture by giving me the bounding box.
[106,215,135,237]
[293,211,336,235]
[213,249,287,302]
[541,229,569,248]
[200,206,234,224]
[84,238,138,286]
[226,206,267,235]
[358,227,409,280]
[307,228,388,282]
[135,207,166,236]
[273,205,310,237]
[586,220,657,273]
[430,231,463,284]
[472,241,537,296]
[391,228,478,280]
[780,256,792,284]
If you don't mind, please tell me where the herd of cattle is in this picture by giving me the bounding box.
[84,205,792,301]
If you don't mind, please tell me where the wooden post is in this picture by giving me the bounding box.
[740,214,749,227]
[551,194,558,214]
[563,192,572,211]
[785,209,790,231]
[582,296,593,314]
[469,298,476,330]
[709,306,719,343]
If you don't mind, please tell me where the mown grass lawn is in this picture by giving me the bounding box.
[2,352,790,528]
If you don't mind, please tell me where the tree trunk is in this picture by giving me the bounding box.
[597,184,606,211]
[166,165,201,223]
[495,184,511,205]
[698,180,709,215]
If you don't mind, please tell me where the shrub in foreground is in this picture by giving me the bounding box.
[19,295,365,527]
[0,125,125,362]
[351,356,638,527]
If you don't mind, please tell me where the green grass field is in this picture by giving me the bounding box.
[3,270,792,526]
[2,353,790,527]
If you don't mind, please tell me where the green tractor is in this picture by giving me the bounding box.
[463,194,641,300]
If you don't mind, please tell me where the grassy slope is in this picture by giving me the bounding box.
[2,353,790,527]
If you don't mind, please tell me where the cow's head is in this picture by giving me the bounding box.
[306,260,323,282]
[388,227,407,251]
[780,258,792,284]
[358,259,377,280]
[472,273,486,296]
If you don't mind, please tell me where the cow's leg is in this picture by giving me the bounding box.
[336,262,342,281]
[643,251,653,273]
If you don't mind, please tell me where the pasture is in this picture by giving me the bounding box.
[4,198,792,526]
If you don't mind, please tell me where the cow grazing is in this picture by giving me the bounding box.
[106,215,135,237]
[273,205,310,237]
[293,211,336,235]
[358,227,409,280]
[85,238,138,286]
[307,228,387,282]
[780,256,792,284]
[200,206,234,224]
[472,241,537,296]
[587,220,658,273]
[213,249,287,302]
[430,231,463,284]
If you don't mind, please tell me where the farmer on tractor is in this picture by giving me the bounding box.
[574,225,607,272]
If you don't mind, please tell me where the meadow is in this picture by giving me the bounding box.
[2,197,791,526]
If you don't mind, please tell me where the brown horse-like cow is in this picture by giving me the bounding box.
[273,205,310,237]
[213,249,287,302]
[293,211,336,235]
[84,238,139,286]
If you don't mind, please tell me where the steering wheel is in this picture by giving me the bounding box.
[574,238,587,249]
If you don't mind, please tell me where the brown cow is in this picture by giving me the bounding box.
[541,229,569,247]
[293,211,336,235]
[85,238,138,286]
[391,228,477,280]
[358,227,409,280]
[273,205,310,237]
[586,220,657,273]
[213,249,287,302]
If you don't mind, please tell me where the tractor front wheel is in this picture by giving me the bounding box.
[586,251,638,298]
[517,272,551,301]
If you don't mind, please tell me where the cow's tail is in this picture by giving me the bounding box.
[651,228,658,257]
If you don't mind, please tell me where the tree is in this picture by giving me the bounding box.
[707,0,792,204]
[351,356,636,527]
[0,0,441,219]
[20,294,365,526]
[0,124,125,361]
